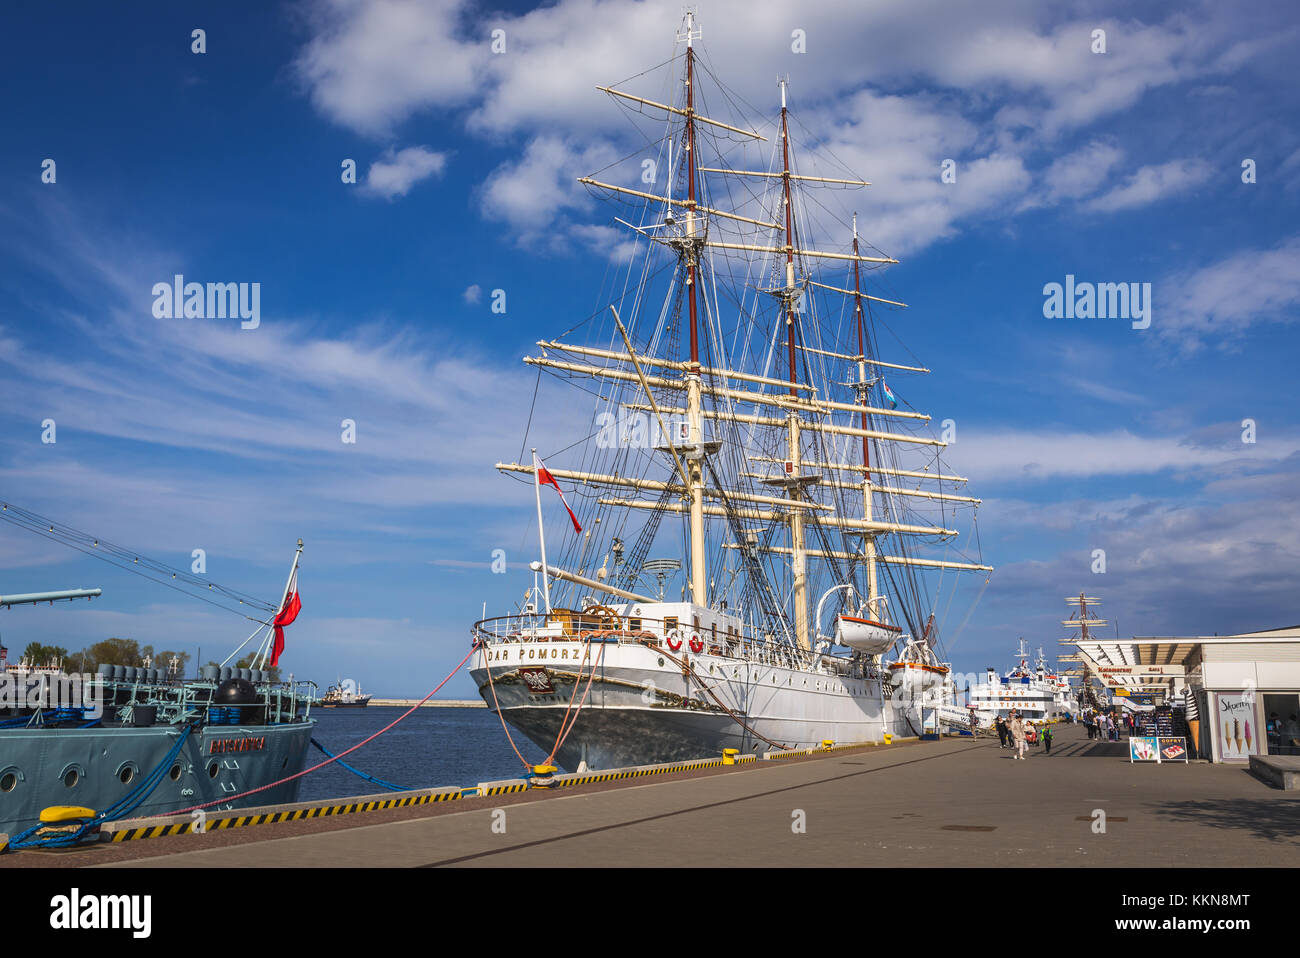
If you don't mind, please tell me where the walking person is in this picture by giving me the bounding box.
[1042,724,1054,754]
[996,716,1008,748]
[1010,712,1028,760]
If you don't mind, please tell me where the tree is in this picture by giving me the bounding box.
[21,642,69,667]
[82,637,141,671]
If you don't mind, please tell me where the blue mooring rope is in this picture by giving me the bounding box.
[9,723,195,850]
[310,738,413,792]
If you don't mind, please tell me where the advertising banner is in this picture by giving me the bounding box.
[1129,736,1159,762]
[1215,693,1257,762]
[1158,737,1189,763]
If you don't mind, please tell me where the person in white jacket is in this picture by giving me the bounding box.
[1010,713,1028,760]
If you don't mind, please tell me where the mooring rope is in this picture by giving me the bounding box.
[546,639,607,766]
[310,738,412,792]
[483,642,540,772]
[10,724,195,849]
[170,643,479,817]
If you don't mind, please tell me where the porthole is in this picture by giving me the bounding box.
[117,762,138,786]
[61,764,84,788]
[169,764,182,781]
[207,761,220,779]
[657,658,665,667]
[0,769,18,792]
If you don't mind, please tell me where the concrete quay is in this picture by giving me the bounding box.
[6,724,1297,868]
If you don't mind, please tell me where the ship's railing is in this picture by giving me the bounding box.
[68,674,318,727]
[471,613,868,679]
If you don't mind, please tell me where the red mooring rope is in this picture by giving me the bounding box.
[171,642,480,816]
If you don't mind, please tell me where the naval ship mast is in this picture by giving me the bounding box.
[497,13,990,660]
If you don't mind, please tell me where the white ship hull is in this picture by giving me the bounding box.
[471,638,940,769]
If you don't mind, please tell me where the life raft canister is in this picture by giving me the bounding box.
[666,629,683,651]
[689,633,704,654]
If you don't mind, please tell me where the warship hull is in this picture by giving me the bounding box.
[0,719,314,836]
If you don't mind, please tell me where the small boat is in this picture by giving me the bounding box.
[320,682,372,708]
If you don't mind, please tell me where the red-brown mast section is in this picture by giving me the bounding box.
[852,222,871,482]
[780,83,798,396]
[685,33,699,366]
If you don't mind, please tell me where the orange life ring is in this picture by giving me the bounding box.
[689,633,704,654]
[666,629,683,651]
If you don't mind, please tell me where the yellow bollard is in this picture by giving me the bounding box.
[821,739,834,751]
[883,733,893,745]
[722,748,739,765]
[530,764,557,788]
[40,806,97,823]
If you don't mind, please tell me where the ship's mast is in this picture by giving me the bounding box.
[779,78,810,650]
[514,17,994,645]
[851,212,879,619]
[682,12,708,610]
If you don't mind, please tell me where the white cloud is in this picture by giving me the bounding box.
[290,1,1263,255]
[1036,140,1125,206]
[360,145,448,199]
[462,283,482,304]
[1084,158,1212,212]
[295,0,483,137]
[478,135,618,242]
[1156,235,1300,350]
[946,426,1300,482]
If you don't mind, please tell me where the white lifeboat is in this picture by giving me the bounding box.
[834,614,903,655]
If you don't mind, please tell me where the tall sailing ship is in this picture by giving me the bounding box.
[470,15,992,770]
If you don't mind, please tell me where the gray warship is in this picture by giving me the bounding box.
[0,523,318,843]
[0,588,316,840]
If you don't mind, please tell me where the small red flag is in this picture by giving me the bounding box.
[535,455,582,533]
[269,569,301,668]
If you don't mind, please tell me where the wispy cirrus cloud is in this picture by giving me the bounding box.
[1084,157,1213,212]
[1156,235,1300,351]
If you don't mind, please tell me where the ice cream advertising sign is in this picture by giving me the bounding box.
[1216,693,1256,762]
[1129,736,1159,762]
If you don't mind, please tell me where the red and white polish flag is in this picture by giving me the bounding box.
[534,454,582,534]
[269,566,301,668]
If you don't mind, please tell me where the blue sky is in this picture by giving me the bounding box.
[2,0,1298,695]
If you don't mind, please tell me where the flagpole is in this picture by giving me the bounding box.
[533,449,553,614]
[255,538,303,670]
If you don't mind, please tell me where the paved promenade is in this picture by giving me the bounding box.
[9,724,1298,867]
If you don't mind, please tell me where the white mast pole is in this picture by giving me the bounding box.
[254,538,302,670]
[778,76,810,651]
[533,449,553,614]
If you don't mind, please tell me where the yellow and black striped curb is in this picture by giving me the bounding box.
[103,788,465,843]
[552,754,760,788]
[0,833,8,855]
[476,781,530,796]
[762,737,914,760]
[475,753,761,795]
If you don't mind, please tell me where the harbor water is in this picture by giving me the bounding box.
[296,707,533,801]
